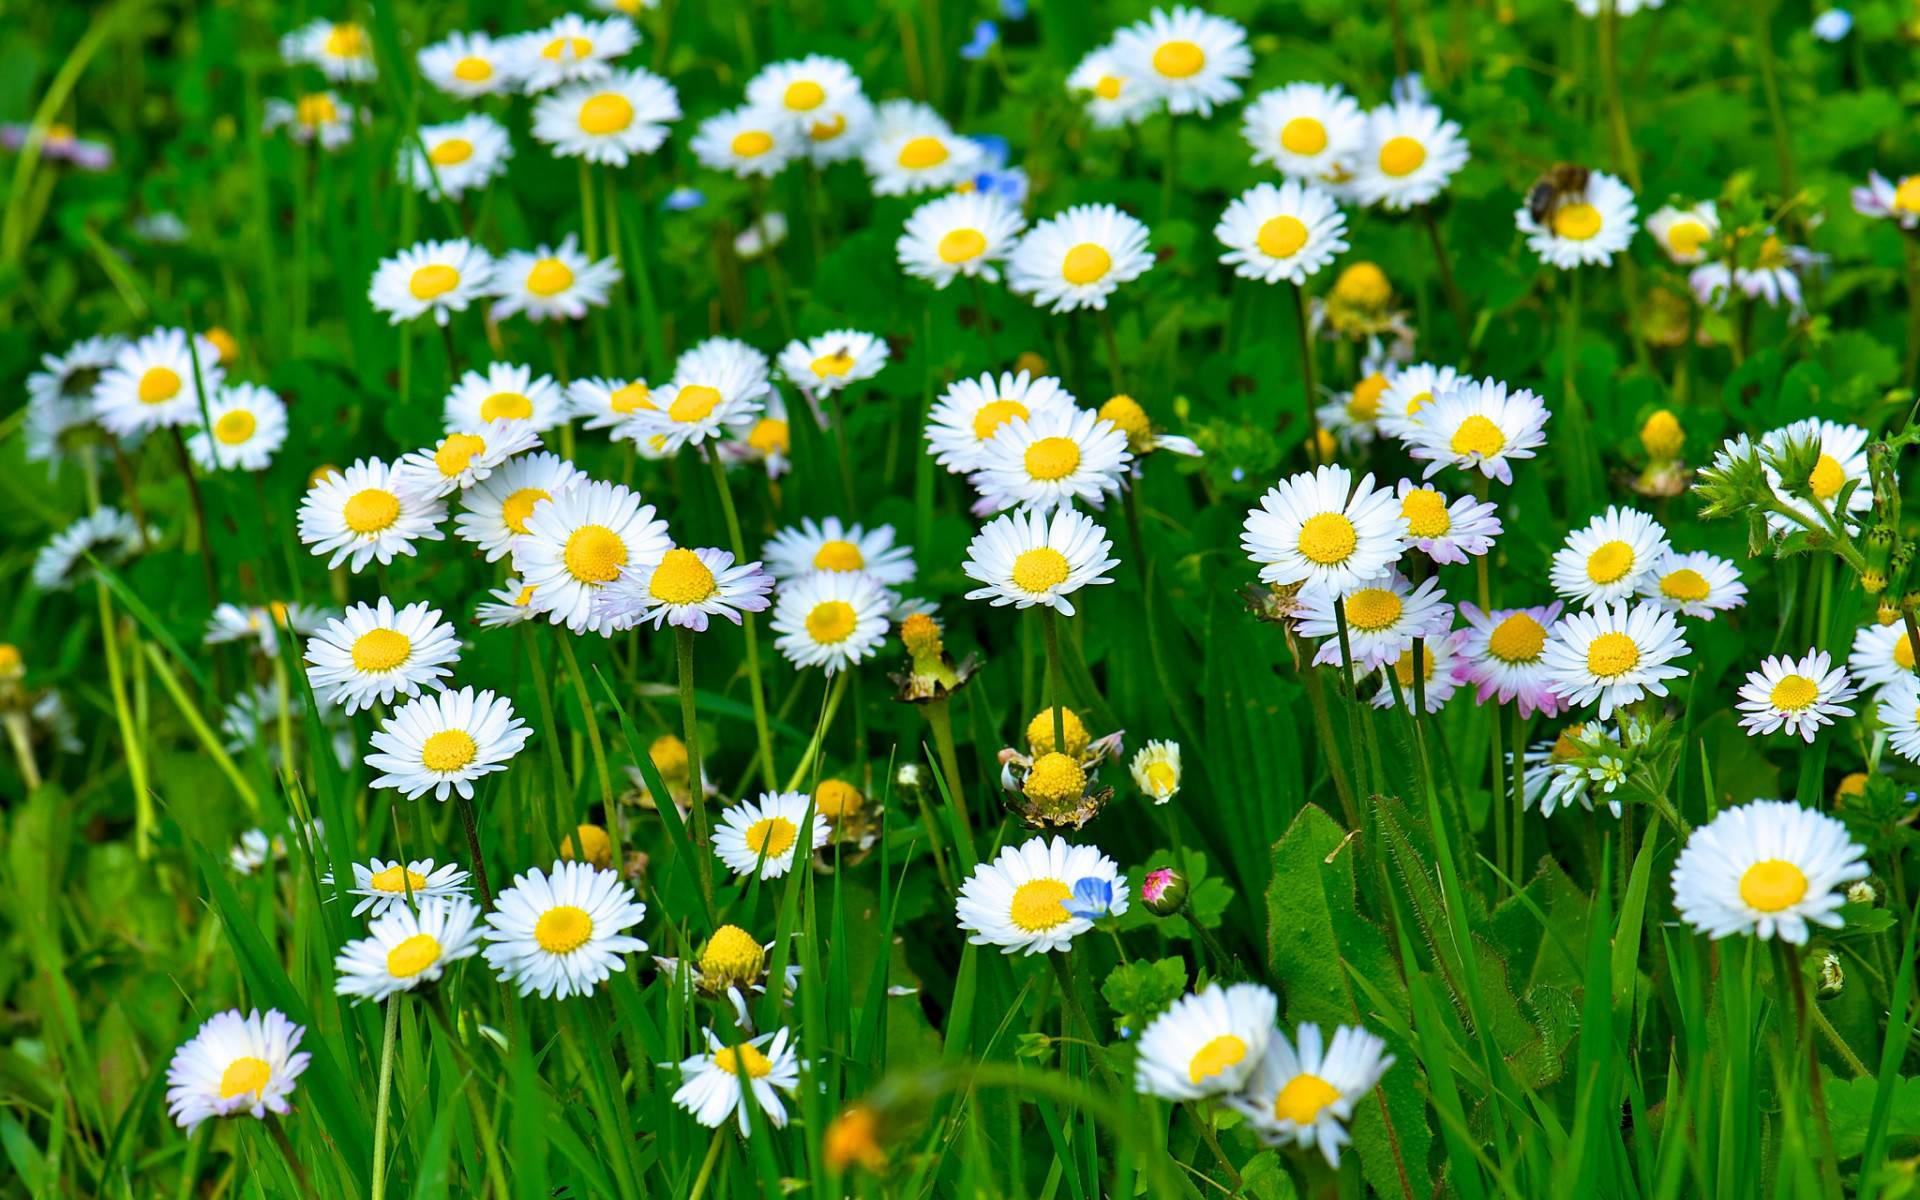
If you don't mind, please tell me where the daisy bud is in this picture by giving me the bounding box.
[1819,952,1845,995]
[1141,867,1189,916]
[1023,752,1088,816]
[1098,395,1153,453]
[814,779,864,821]
[203,326,239,364]
[1638,409,1685,462]
[650,733,691,783]
[1861,524,1894,594]
[1835,773,1870,806]
[1847,879,1878,905]
[1331,261,1391,310]
[698,924,768,994]
[560,823,612,869]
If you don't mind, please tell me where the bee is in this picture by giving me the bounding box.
[1527,163,1592,226]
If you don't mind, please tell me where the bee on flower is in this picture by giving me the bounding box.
[1517,167,1638,269]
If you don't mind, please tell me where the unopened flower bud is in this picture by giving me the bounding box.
[1141,867,1189,916]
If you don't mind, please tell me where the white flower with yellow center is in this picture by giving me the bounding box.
[281,18,376,82]
[1241,464,1406,598]
[1853,171,1920,231]
[1228,1023,1394,1166]
[1370,628,1468,712]
[1520,721,1622,818]
[165,1009,310,1132]
[1516,169,1638,270]
[186,383,287,472]
[304,598,462,714]
[926,370,1077,475]
[634,359,770,454]
[1635,550,1746,620]
[1215,180,1349,285]
[777,329,890,396]
[672,1028,802,1134]
[27,333,120,466]
[334,896,484,1001]
[715,791,831,879]
[511,13,638,93]
[1129,739,1183,804]
[1878,679,1920,764]
[1241,82,1366,181]
[861,99,983,195]
[791,92,874,165]
[897,190,1027,288]
[1111,6,1252,117]
[1373,361,1460,442]
[1456,602,1565,718]
[1737,650,1857,743]
[489,234,622,323]
[1134,983,1276,1100]
[1316,366,1389,450]
[1850,620,1919,694]
[1671,800,1868,944]
[1007,203,1154,313]
[511,479,671,634]
[296,457,447,573]
[1646,201,1719,264]
[395,419,541,500]
[1393,478,1500,565]
[476,577,541,628]
[1759,418,1873,536]
[1688,233,1816,311]
[91,326,225,438]
[1349,100,1470,210]
[747,55,864,137]
[1098,394,1201,461]
[263,92,358,150]
[31,507,148,591]
[568,376,656,432]
[1549,506,1671,608]
[1067,43,1159,128]
[454,451,587,561]
[1540,599,1690,719]
[482,859,648,999]
[332,858,471,918]
[204,601,330,657]
[532,67,681,166]
[675,336,772,391]
[962,507,1119,616]
[971,405,1133,514]
[368,238,495,327]
[763,516,917,587]
[691,104,802,178]
[769,570,893,673]
[956,835,1129,955]
[1295,571,1452,670]
[1402,377,1550,486]
[401,115,513,201]
[366,686,530,801]
[418,31,516,99]
[597,546,774,632]
[443,362,568,434]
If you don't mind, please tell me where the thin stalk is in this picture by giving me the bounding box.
[1904,238,1920,392]
[704,450,777,790]
[3,712,40,791]
[1754,0,1798,206]
[170,428,219,605]
[1095,306,1124,395]
[1040,607,1067,754]
[783,670,850,791]
[1597,0,1640,189]
[1332,602,1372,798]
[370,994,402,1200]
[1047,952,1120,1089]
[687,1127,726,1200]
[676,626,716,908]
[1290,281,1321,462]
[1188,1105,1244,1191]
[1160,118,1179,225]
[97,581,154,857]
[555,632,619,859]
[924,695,977,865]
[1561,269,1597,515]
[264,1122,318,1200]
[1420,207,1471,348]
[455,790,493,908]
[1781,940,1844,1198]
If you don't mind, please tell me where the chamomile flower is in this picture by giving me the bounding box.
[1516,170,1638,269]
[334,896,484,1001]
[1403,378,1550,486]
[366,686,530,801]
[489,235,621,323]
[1879,680,1920,764]
[1688,234,1818,311]
[1670,800,1869,944]
[368,239,495,327]
[532,68,681,166]
[956,835,1129,955]
[418,31,516,99]
[165,1010,310,1132]
[1348,100,1470,210]
[92,327,224,438]
[861,100,983,195]
[1295,572,1452,670]
[1241,83,1366,181]
[1635,551,1747,620]
[263,92,358,149]
[304,598,462,714]
[597,547,774,632]
[296,458,446,573]
[1110,6,1252,117]
[401,115,513,200]
[1759,418,1873,536]
[1066,44,1159,129]
[1849,621,1919,694]
[1370,629,1468,711]
[1744,651,1859,746]
[26,334,119,470]
[1317,367,1389,450]
[1373,361,1461,442]
[1571,0,1663,13]
[443,362,568,434]
[31,508,147,590]
[395,420,541,499]
[673,1028,802,1134]
[962,507,1119,615]
[691,104,802,178]
[568,377,655,432]
[1521,721,1622,817]
[897,191,1026,288]
[1646,201,1719,264]
[332,858,471,917]
[482,859,648,999]
[281,18,375,82]
[635,360,770,453]
[185,383,288,472]
[1851,171,1920,231]
[512,479,671,634]
[675,336,772,391]
[1097,394,1202,460]
[1130,739,1183,804]
[1456,602,1565,718]
[1242,465,1405,597]
[763,517,917,587]
[971,405,1133,514]
[204,602,330,657]
[747,56,864,133]
[1216,180,1349,285]
[715,791,831,879]
[1540,600,1690,720]
[476,578,541,628]
[222,687,353,768]
[1007,203,1154,314]
[926,370,1077,474]
[1394,479,1501,565]
[778,330,890,395]
[454,452,587,562]
[719,390,796,478]
[791,91,874,165]
[512,14,638,93]
[769,571,893,673]
[1228,1023,1394,1167]
[1549,506,1671,608]
[1134,983,1276,1100]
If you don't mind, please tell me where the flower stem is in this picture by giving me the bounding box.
[1598,0,1640,190]
[1040,606,1067,753]
[1903,239,1920,392]
[1420,206,1471,348]
[705,449,777,791]
[370,993,402,1200]
[170,428,219,606]
[1047,952,1119,1089]
[1561,268,1598,516]
[555,632,619,863]
[924,695,977,867]
[688,1126,726,1200]
[455,789,493,909]
[1290,281,1322,462]
[677,625,716,908]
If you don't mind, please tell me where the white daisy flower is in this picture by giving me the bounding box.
[418,31,516,99]
[1671,800,1869,944]
[1516,169,1638,269]
[718,390,795,479]
[482,859,648,999]
[1134,983,1276,1100]
[165,1009,310,1132]
[1540,599,1691,720]
[1635,550,1747,620]
[185,383,288,472]
[1098,394,1203,461]
[204,601,331,658]
[567,376,656,432]
[1006,203,1154,314]
[1130,739,1183,804]
[1215,180,1349,285]
[769,571,893,673]
[896,190,1027,288]
[762,517,916,587]
[1393,479,1500,565]
[1110,6,1252,117]
[511,479,671,635]
[596,547,774,632]
[489,234,622,324]
[1373,361,1461,443]
[691,104,802,178]
[1853,171,1920,231]
[532,68,681,167]
[633,359,770,453]
[956,835,1129,955]
[926,370,1077,475]
[1228,1023,1394,1167]
[861,99,983,195]
[714,791,831,879]
[1736,650,1857,743]
[443,362,568,434]
[31,507,147,590]
[1549,506,1672,608]
[92,327,225,438]
[674,336,772,391]
[263,92,358,150]
[792,90,874,165]
[1520,721,1622,818]
[746,55,864,135]
[1316,366,1389,451]
[1646,201,1719,264]
[672,1027,802,1134]
[1066,44,1159,129]
[777,329,890,396]
[1878,679,1920,764]
[511,14,638,94]
[331,858,471,918]
[1348,100,1470,210]
[334,896,485,1002]
[961,507,1119,616]
[1688,234,1818,312]
[25,334,120,470]
[1241,465,1405,597]
[304,598,462,714]
[1371,628,1469,712]
[1402,377,1550,486]
[400,115,513,201]
[366,686,531,801]
[1849,620,1919,694]
[1759,418,1873,536]
[228,821,325,875]
[970,405,1133,515]
[1455,602,1565,718]
[281,18,375,82]
[368,239,495,328]
[1241,83,1366,182]
[395,420,541,500]
[1295,571,1453,670]
[453,451,588,562]
[476,577,541,628]
[296,457,447,573]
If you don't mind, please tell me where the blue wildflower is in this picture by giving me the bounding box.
[960,20,998,61]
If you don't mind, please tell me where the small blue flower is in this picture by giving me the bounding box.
[1812,9,1852,41]
[664,187,706,212]
[960,20,998,61]
[1064,876,1115,919]
[999,0,1029,19]
[962,135,1029,204]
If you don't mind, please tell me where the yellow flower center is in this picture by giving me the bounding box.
[324,22,367,57]
[1152,40,1205,78]
[368,863,429,893]
[1769,674,1820,712]
[611,381,653,413]
[1349,373,1388,420]
[1256,215,1309,259]
[578,93,634,135]
[453,56,493,82]
[806,600,858,644]
[534,905,595,953]
[1024,435,1082,481]
[713,1043,774,1079]
[1552,203,1603,241]
[972,398,1029,441]
[1098,396,1152,449]
[480,391,532,422]
[214,409,256,444]
[897,136,949,169]
[1094,75,1123,100]
[296,93,340,127]
[1378,136,1426,177]
[649,548,717,604]
[1897,635,1916,670]
[501,487,549,534]
[1061,242,1112,285]
[429,137,473,166]
[421,729,478,772]
[745,815,799,858]
[1025,751,1087,808]
[1188,1034,1248,1085]
[1808,454,1846,501]
[700,925,766,982]
[1488,613,1546,663]
[526,258,575,296]
[1393,646,1438,688]
[1008,878,1074,931]
[1281,117,1328,155]
[220,1056,272,1099]
[1334,262,1391,306]
[343,488,401,534]
[1666,219,1709,257]
[1400,488,1451,538]
[1297,512,1358,565]
[408,264,460,301]
[1659,568,1710,603]
[812,539,865,572]
[434,432,487,477]
[543,35,592,60]
[1450,414,1506,458]
[747,418,789,454]
[811,352,857,378]
[731,130,775,158]
[1344,587,1403,632]
[669,384,722,422]
[564,524,628,583]
[1896,176,1920,214]
[1585,540,1635,584]
[1274,1073,1341,1124]
[938,227,987,263]
[139,366,182,404]
[386,933,442,978]
[1145,760,1178,794]
[1739,859,1808,912]
[1012,547,1072,594]
[809,113,847,141]
[351,628,412,672]
[814,779,863,818]
[784,80,826,110]
[513,584,536,606]
[1585,631,1640,678]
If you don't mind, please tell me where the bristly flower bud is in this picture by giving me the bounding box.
[1862,525,1895,594]
[1141,867,1189,916]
